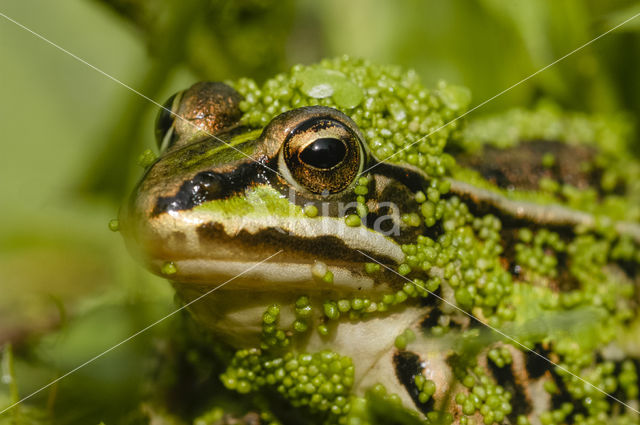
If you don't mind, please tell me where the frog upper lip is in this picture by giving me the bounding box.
[121,209,405,288]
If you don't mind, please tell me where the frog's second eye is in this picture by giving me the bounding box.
[280,115,363,195]
[153,82,243,153]
[154,91,183,152]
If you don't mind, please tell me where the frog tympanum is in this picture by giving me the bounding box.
[121,58,640,425]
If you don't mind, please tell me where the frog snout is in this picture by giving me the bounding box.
[152,171,228,216]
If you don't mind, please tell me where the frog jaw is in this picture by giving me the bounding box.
[127,206,404,286]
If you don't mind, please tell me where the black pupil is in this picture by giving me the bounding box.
[299,138,347,169]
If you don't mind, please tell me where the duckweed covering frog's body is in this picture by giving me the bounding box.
[121,58,640,425]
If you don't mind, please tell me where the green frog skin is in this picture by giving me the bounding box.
[121,58,640,425]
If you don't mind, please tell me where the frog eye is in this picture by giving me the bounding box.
[155,82,243,153]
[279,112,364,195]
[154,91,183,152]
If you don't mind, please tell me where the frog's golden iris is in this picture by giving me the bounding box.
[278,107,364,195]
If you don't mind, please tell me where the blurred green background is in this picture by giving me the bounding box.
[1,0,640,423]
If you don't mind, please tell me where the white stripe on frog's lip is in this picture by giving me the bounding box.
[138,210,405,267]
[160,259,382,293]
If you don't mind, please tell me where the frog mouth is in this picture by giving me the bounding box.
[124,210,405,292]
[155,257,386,294]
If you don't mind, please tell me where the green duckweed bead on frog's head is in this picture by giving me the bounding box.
[121,57,640,425]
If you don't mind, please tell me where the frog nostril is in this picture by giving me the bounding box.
[190,172,224,204]
[299,137,347,169]
[153,172,225,215]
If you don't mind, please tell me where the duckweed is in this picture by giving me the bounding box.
[345,214,362,227]
[487,346,512,369]
[137,148,157,168]
[261,304,290,349]
[514,229,565,279]
[221,349,355,420]
[304,204,319,217]
[456,101,640,223]
[211,58,640,424]
[394,329,416,350]
[311,261,334,283]
[108,218,119,232]
[454,364,513,425]
[414,375,436,404]
[160,261,177,275]
[364,262,381,274]
[234,56,467,178]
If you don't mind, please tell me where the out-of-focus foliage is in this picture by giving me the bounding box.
[1,0,639,424]
[98,0,295,79]
[81,0,295,199]
[80,0,640,201]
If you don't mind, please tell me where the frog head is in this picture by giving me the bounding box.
[120,74,439,342]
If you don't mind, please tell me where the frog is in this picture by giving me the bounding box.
[120,57,640,425]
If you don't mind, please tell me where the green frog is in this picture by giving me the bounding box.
[120,58,640,425]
